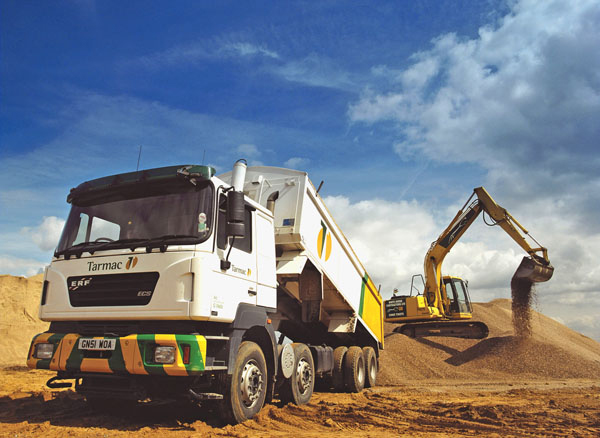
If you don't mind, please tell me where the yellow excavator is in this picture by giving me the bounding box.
[384,187,554,339]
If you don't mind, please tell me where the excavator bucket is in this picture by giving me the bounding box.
[513,256,554,283]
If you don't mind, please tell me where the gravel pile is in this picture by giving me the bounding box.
[378,299,600,384]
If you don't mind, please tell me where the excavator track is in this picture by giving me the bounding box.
[394,320,489,339]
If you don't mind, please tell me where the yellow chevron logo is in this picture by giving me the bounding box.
[317,221,332,261]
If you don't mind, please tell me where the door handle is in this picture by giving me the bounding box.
[248,289,257,296]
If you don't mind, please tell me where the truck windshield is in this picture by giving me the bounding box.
[56,181,213,256]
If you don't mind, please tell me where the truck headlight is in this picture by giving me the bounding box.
[34,343,54,359]
[154,346,176,364]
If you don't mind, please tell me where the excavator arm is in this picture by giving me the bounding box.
[424,187,553,314]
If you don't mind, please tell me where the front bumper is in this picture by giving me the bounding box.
[27,332,209,376]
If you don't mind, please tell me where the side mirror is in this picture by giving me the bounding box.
[226,191,246,238]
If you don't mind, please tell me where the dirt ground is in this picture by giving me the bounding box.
[1,368,598,438]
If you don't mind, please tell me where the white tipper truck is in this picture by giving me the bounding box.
[27,160,384,423]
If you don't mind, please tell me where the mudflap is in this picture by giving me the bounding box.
[395,321,489,339]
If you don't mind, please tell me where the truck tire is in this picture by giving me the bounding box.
[222,341,267,424]
[279,343,314,405]
[362,346,377,388]
[344,346,365,393]
[331,346,348,391]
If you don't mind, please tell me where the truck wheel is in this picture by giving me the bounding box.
[362,346,377,388]
[279,343,314,405]
[331,346,347,391]
[222,341,267,424]
[344,346,365,393]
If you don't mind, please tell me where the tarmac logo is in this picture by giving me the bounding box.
[317,221,332,261]
[87,261,122,272]
[232,265,251,276]
[126,256,138,270]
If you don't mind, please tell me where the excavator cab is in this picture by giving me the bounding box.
[443,277,473,317]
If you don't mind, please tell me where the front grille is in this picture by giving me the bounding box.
[67,272,159,307]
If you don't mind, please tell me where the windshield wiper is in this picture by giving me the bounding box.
[113,238,149,252]
[57,238,150,258]
[56,240,111,258]
[144,234,199,252]
[84,238,153,254]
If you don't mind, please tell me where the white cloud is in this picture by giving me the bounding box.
[556,293,586,305]
[561,314,600,341]
[400,56,440,91]
[21,216,65,252]
[236,144,264,166]
[283,157,309,169]
[349,0,600,181]
[0,256,46,277]
[324,195,437,295]
[349,92,407,123]
[236,144,260,158]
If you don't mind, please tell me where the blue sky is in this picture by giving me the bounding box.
[1,0,599,340]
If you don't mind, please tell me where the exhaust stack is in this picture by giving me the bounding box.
[231,159,247,192]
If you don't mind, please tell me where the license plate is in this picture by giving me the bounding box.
[78,338,116,351]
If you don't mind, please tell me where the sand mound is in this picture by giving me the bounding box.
[0,274,48,367]
[379,299,600,384]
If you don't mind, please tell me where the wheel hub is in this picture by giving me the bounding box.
[358,360,365,383]
[369,360,376,381]
[240,359,263,408]
[295,358,313,395]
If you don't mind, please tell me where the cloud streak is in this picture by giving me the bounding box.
[135,37,279,69]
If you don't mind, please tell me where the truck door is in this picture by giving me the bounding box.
[214,194,258,316]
